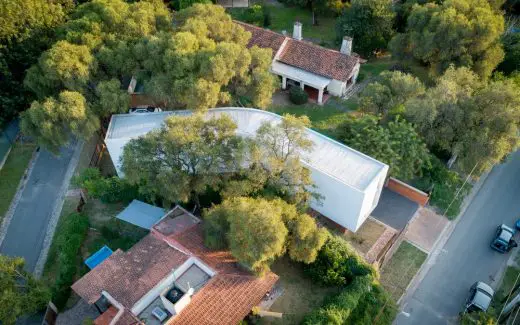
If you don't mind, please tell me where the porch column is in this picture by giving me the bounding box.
[282,76,287,90]
[318,88,324,105]
[300,82,305,90]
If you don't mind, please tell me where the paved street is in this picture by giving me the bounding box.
[396,150,520,325]
[0,143,76,272]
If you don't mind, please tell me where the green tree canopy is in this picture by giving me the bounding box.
[20,91,99,153]
[0,255,51,325]
[22,2,276,151]
[337,115,431,180]
[0,0,72,126]
[405,66,520,174]
[121,114,245,210]
[204,197,328,274]
[359,70,425,119]
[336,0,395,56]
[390,0,505,79]
[222,114,317,208]
[498,33,520,75]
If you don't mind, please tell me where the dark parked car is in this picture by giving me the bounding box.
[491,224,517,253]
[463,281,494,314]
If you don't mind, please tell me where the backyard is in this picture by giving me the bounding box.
[259,257,341,324]
[229,4,337,47]
[381,240,427,301]
[0,142,35,221]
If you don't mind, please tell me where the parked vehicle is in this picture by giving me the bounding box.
[515,219,520,231]
[129,106,162,114]
[491,224,517,253]
[463,281,494,314]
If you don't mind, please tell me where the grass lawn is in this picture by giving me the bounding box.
[358,56,397,81]
[343,218,386,254]
[0,142,35,221]
[268,98,357,139]
[229,5,337,46]
[260,257,340,324]
[491,266,520,315]
[381,240,427,301]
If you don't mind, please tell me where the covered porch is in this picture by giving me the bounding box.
[272,61,332,105]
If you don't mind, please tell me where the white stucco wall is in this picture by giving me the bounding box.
[308,164,366,231]
[327,79,344,96]
[355,165,388,231]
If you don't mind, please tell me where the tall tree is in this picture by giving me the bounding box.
[405,66,520,174]
[222,114,318,208]
[498,33,520,75]
[359,70,425,119]
[20,91,99,153]
[121,114,245,210]
[204,197,327,274]
[0,0,72,126]
[21,0,172,149]
[0,256,51,325]
[390,0,505,79]
[337,115,431,180]
[336,0,395,56]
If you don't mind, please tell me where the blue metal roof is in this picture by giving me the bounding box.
[116,199,166,229]
[85,246,113,269]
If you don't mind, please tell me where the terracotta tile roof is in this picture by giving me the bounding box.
[235,21,359,81]
[71,234,189,307]
[278,39,359,81]
[166,224,279,325]
[167,273,279,325]
[235,21,285,58]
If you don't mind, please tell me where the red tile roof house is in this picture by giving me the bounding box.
[236,21,362,105]
[71,206,278,325]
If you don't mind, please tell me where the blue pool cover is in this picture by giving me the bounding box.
[85,245,113,269]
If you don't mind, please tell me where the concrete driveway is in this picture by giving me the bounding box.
[396,150,520,325]
[372,188,419,230]
[0,142,77,272]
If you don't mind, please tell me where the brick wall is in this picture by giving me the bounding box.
[386,177,429,206]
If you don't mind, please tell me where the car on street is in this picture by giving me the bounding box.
[491,224,517,253]
[463,281,495,314]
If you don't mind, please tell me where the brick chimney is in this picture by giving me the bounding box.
[340,36,353,56]
[293,21,302,41]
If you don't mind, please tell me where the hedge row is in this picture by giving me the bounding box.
[73,168,139,204]
[302,275,373,325]
[304,235,376,286]
[51,212,89,309]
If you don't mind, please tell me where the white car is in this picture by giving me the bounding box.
[129,106,162,114]
[463,281,494,313]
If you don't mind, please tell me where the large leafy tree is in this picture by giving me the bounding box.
[498,33,520,75]
[337,115,431,180]
[140,4,276,109]
[204,197,328,274]
[405,66,520,174]
[21,0,171,149]
[121,114,245,210]
[222,114,317,208]
[390,0,505,79]
[20,91,99,153]
[359,70,425,119]
[336,0,395,57]
[0,255,51,325]
[0,0,72,126]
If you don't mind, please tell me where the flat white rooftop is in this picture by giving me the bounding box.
[106,108,387,191]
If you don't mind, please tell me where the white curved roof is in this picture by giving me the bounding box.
[106,107,387,191]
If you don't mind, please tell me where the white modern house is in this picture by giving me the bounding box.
[236,21,361,105]
[105,108,388,232]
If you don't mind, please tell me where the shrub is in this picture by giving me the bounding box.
[73,168,139,203]
[289,87,308,105]
[349,283,398,325]
[304,235,376,286]
[51,212,89,309]
[301,275,373,324]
